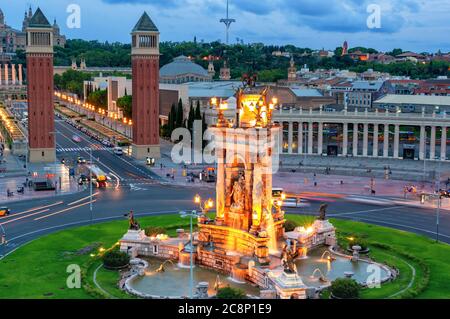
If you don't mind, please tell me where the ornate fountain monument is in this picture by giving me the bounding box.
[119,78,366,299]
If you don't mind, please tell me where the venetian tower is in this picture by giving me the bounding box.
[131,12,161,160]
[26,8,56,163]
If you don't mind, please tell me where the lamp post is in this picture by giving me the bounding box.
[0,223,6,258]
[179,210,200,299]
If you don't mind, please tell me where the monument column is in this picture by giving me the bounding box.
[441,127,447,161]
[352,123,358,156]
[4,64,8,85]
[308,122,313,154]
[393,124,400,159]
[0,64,2,85]
[298,122,303,154]
[342,122,348,156]
[11,64,16,85]
[419,126,426,160]
[430,126,436,160]
[288,122,293,154]
[131,12,161,160]
[26,8,56,163]
[317,122,323,155]
[363,123,369,157]
[383,124,389,158]
[373,123,379,157]
[18,64,23,85]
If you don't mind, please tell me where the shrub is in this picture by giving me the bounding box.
[284,220,298,232]
[216,286,247,299]
[102,249,130,269]
[330,278,360,299]
[144,226,167,237]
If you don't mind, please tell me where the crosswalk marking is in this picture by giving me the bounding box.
[56,147,111,153]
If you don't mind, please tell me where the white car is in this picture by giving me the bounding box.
[113,147,123,156]
[72,135,82,143]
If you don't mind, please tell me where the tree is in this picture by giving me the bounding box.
[216,286,246,299]
[194,100,202,120]
[87,89,108,108]
[330,278,360,299]
[187,102,195,132]
[117,95,132,118]
[176,98,184,128]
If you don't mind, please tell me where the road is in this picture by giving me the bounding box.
[1,118,449,258]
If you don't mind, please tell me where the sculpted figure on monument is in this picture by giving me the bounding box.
[281,239,299,274]
[230,175,246,212]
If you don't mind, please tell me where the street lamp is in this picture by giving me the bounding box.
[0,223,7,258]
[179,210,201,299]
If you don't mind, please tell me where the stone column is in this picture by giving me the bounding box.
[383,124,389,158]
[419,126,426,160]
[317,122,323,155]
[11,64,16,85]
[288,122,293,154]
[353,123,358,157]
[0,64,2,85]
[363,123,369,157]
[373,124,379,157]
[4,64,8,85]
[308,122,313,155]
[342,122,348,156]
[298,122,303,154]
[394,124,400,159]
[441,127,447,161]
[18,64,23,85]
[430,126,436,160]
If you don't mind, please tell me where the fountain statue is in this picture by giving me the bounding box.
[229,175,246,213]
[127,210,141,230]
[281,240,299,274]
[318,204,328,221]
[155,260,175,273]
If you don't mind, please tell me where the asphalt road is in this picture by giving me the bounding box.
[1,118,449,258]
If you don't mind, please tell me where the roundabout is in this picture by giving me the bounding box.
[0,213,446,299]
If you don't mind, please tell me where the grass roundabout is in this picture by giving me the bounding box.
[0,214,448,299]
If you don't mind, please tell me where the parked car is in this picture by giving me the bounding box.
[77,156,87,164]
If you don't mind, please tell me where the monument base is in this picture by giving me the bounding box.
[270,271,308,299]
[131,144,160,160]
[28,148,56,163]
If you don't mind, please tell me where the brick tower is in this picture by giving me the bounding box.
[26,8,55,163]
[131,12,160,160]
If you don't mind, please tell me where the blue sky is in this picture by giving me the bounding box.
[2,0,450,52]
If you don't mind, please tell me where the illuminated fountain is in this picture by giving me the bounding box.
[119,77,394,299]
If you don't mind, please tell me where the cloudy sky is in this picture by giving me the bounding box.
[2,0,449,52]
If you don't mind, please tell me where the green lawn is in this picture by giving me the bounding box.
[0,214,449,299]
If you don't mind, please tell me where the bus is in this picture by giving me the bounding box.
[86,165,108,188]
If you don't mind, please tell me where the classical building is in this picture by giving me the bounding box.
[160,55,212,84]
[0,6,65,56]
[287,56,297,82]
[131,12,160,160]
[219,60,231,81]
[26,8,56,163]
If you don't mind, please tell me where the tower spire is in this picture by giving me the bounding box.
[220,0,236,45]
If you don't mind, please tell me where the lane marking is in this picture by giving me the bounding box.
[0,209,51,225]
[34,200,98,221]
[67,193,100,206]
[328,206,405,217]
[0,201,64,219]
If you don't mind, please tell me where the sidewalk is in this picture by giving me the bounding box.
[0,161,82,204]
